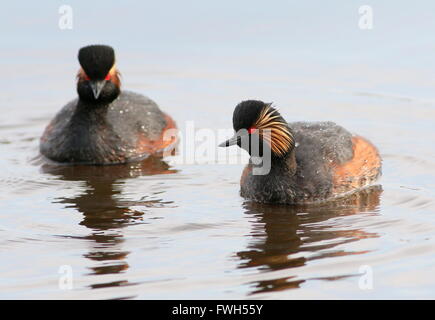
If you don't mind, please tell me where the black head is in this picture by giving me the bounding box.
[232,100,266,132]
[78,45,115,80]
[76,45,121,104]
[219,100,294,158]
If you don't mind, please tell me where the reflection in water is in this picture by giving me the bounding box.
[238,185,382,295]
[41,157,177,289]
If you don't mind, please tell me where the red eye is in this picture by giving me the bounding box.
[248,127,257,134]
[105,74,111,81]
[84,74,90,81]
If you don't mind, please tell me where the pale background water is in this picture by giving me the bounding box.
[1,1,435,299]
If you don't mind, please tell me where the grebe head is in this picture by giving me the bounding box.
[76,45,121,103]
[219,100,294,158]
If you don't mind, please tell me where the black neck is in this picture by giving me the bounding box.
[250,147,297,177]
[76,99,109,113]
[272,148,297,174]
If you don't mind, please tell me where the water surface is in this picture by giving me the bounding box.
[1,1,435,299]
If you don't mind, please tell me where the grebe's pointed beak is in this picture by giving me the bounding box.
[219,134,240,147]
[89,80,106,99]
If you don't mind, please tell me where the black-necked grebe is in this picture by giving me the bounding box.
[219,100,382,204]
[40,45,177,165]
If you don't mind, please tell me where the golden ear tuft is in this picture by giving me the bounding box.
[254,104,294,157]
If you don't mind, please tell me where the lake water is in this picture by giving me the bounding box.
[1,1,435,299]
